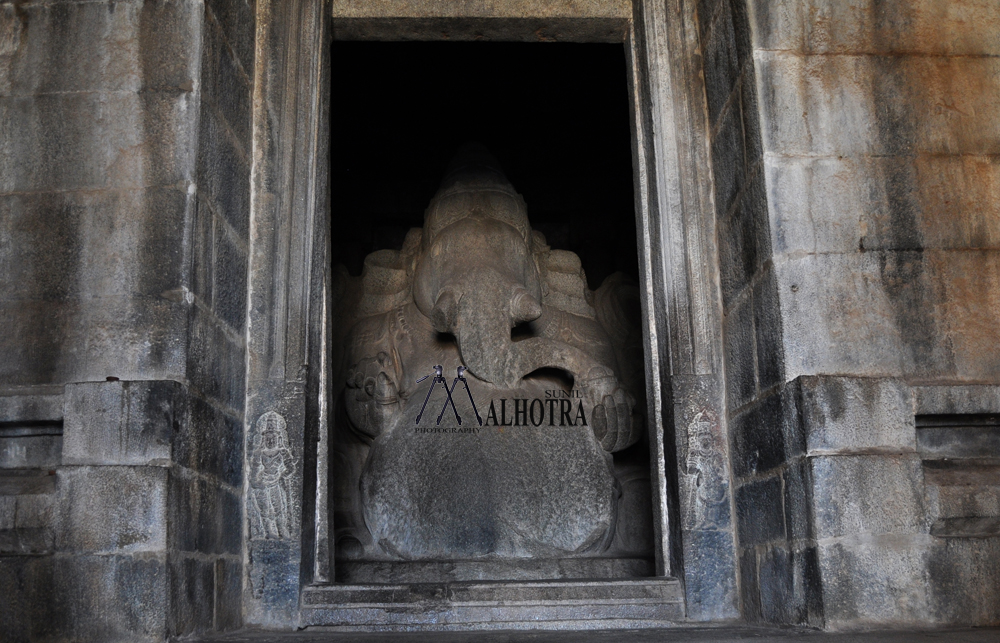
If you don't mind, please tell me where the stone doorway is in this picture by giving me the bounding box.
[324,41,656,584]
[246,0,738,628]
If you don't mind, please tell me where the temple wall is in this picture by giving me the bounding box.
[754,0,1000,383]
[0,1,254,640]
[702,0,1000,628]
[0,0,998,639]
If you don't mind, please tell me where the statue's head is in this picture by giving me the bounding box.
[422,143,531,245]
[412,144,542,386]
[256,411,289,452]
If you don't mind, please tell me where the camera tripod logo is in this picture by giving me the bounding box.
[414,365,483,426]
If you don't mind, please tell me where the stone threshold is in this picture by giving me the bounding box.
[299,578,685,631]
[335,557,655,583]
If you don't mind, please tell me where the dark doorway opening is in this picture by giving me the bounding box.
[330,41,638,290]
[326,41,653,582]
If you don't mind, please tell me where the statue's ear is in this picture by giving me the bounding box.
[357,249,413,318]
[530,229,549,254]
[538,249,596,319]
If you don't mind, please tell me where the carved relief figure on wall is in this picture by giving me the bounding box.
[250,411,296,540]
[330,145,652,573]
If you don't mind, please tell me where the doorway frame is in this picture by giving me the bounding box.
[242,0,739,626]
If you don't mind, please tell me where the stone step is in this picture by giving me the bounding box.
[300,578,686,631]
[335,557,655,583]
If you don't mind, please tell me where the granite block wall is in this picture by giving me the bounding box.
[702,0,1000,628]
[749,0,1000,382]
[0,0,255,640]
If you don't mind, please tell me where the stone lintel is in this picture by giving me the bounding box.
[331,0,631,20]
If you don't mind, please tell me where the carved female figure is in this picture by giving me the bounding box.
[250,411,296,540]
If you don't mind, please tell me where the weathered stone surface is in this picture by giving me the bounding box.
[215,556,244,631]
[930,516,1000,539]
[203,0,255,141]
[0,555,55,643]
[731,391,785,479]
[331,0,632,19]
[765,156,1000,257]
[926,481,1000,523]
[197,107,251,239]
[300,578,685,630]
[775,251,1000,381]
[0,298,190,388]
[736,476,785,547]
[748,0,1000,56]
[782,459,813,543]
[331,16,630,42]
[719,169,770,310]
[702,2,739,127]
[0,526,52,555]
[11,492,54,530]
[361,403,616,559]
[672,373,733,533]
[56,466,167,554]
[191,197,216,309]
[213,215,249,331]
[757,54,1000,157]
[337,558,654,583]
[711,98,747,220]
[913,384,1000,416]
[758,545,823,626]
[0,469,55,495]
[0,392,64,467]
[63,380,182,467]
[0,187,193,303]
[0,0,201,95]
[180,395,244,488]
[0,434,62,468]
[723,298,756,411]
[51,552,167,642]
[210,0,256,73]
[718,211,752,307]
[168,468,241,556]
[247,538,300,620]
[681,528,739,621]
[168,553,215,637]
[810,455,926,540]
[928,536,1000,625]
[3,0,1000,634]
[187,305,247,412]
[0,492,56,555]
[0,496,13,529]
[739,547,762,622]
[817,536,931,627]
[0,392,62,422]
[917,426,1000,461]
[752,268,783,391]
[0,91,198,193]
[799,376,914,455]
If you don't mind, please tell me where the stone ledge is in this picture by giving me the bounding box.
[300,579,685,630]
[335,558,654,583]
